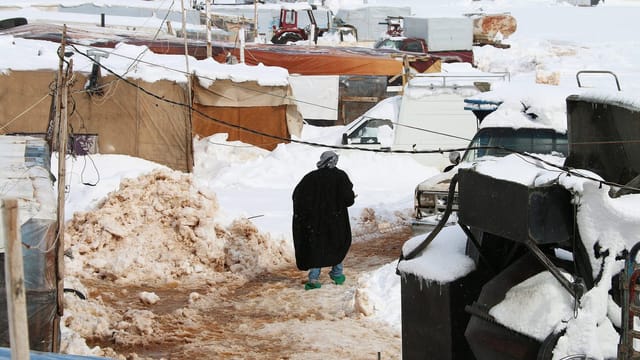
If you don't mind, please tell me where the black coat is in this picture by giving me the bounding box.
[292,167,355,270]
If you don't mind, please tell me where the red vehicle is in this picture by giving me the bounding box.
[373,37,475,65]
[271,7,320,44]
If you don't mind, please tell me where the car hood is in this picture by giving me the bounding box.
[416,168,457,192]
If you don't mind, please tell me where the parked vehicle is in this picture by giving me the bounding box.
[414,123,569,223]
[270,4,323,44]
[341,71,508,170]
[400,72,638,360]
[374,36,474,64]
[413,84,574,224]
[374,16,475,64]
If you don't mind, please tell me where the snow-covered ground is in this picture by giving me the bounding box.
[2,0,640,359]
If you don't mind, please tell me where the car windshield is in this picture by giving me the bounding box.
[345,118,394,145]
[462,127,568,162]
[374,39,401,50]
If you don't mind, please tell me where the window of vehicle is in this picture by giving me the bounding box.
[462,128,568,162]
[374,39,401,50]
[402,40,424,53]
[344,118,394,145]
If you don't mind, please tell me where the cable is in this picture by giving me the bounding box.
[80,151,100,187]
[71,43,338,112]
[0,93,51,134]
[67,43,640,192]
[67,43,484,153]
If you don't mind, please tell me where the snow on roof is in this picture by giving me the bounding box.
[280,2,313,11]
[573,89,640,110]
[398,225,475,283]
[471,82,580,133]
[0,36,290,86]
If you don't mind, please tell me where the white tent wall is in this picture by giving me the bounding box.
[288,75,339,122]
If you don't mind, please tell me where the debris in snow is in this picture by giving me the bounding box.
[139,292,159,305]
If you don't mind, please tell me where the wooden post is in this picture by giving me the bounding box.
[253,0,258,40]
[55,25,71,321]
[3,199,30,359]
[206,0,211,58]
[181,0,194,172]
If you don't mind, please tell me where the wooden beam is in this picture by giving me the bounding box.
[3,199,30,359]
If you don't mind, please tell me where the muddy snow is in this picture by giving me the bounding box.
[61,168,407,359]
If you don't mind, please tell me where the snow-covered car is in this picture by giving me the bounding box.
[413,86,575,225]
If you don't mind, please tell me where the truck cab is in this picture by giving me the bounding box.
[413,84,574,224]
[414,126,568,222]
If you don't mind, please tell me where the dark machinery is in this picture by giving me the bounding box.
[398,73,640,359]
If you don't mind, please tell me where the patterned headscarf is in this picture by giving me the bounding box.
[316,150,339,169]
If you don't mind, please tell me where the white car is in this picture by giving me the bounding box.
[413,126,568,225]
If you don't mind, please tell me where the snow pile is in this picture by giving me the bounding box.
[398,225,475,283]
[65,169,294,286]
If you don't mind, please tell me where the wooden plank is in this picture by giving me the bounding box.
[340,96,380,103]
[3,198,30,359]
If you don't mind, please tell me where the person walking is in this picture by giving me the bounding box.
[292,150,356,290]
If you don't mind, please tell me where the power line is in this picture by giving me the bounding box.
[65,44,640,192]
[67,44,484,151]
[71,43,338,112]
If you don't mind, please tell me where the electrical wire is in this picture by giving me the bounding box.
[66,43,640,192]
[67,43,484,152]
[0,93,51,134]
[70,43,338,113]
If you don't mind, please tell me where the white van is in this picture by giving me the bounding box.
[341,72,508,170]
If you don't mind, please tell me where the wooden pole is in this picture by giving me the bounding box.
[181,0,194,172]
[206,0,211,58]
[253,0,258,40]
[239,27,245,63]
[55,25,71,321]
[3,199,30,359]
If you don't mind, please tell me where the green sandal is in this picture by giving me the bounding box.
[330,274,346,285]
[305,281,322,290]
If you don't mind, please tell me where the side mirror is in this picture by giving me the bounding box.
[341,133,348,145]
[448,151,461,165]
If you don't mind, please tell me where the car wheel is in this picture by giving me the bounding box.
[271,32,303,44]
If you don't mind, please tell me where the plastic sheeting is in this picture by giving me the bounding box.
[192,78,302,149]
[215,43,408,76]
[0,70,302,171]
[0,70,192,172]
[0,136,58,352]
[0,347,109,359]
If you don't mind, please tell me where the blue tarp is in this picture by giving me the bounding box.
[0,348,111,359]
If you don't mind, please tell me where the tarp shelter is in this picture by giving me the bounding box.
[0,70,192,172]
[0,135,58,352]
[0,70,302,172]
[191,77,302,150]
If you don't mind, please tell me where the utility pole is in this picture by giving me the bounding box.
[181,0,195,172]
[254,0,258,40]
[55,24,72,327]
[206,0,211,58]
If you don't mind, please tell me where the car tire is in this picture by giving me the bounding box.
[271,32,303,44]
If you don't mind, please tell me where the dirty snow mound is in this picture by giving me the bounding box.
[65,169,293,286]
